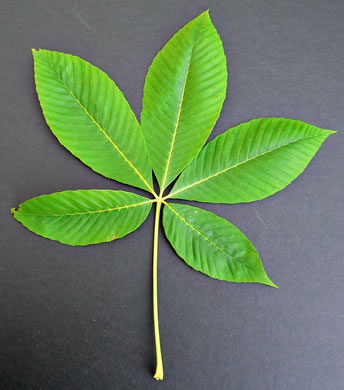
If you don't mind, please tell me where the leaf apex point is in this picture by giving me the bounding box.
[261,274,278,288]
[268,280,278,288]
[198,9,210,18]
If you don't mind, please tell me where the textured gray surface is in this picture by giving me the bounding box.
[1,0,343,389]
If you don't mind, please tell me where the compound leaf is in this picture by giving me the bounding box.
[10,12,338,381]
[33,49,153,193]
[141,11,227,191]
[163,203,276,287]
[170,118,335,203]
[12,190,152,246]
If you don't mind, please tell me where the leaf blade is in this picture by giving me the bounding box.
[33,49,153,193]
[163,203,276,286]
[169,118,335,203]
[12,190,153,246]
[141,11,227,190]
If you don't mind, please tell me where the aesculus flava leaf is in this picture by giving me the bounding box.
[12,190,152,246]
[170,118,335,203]
[12,11,336,381]
[163,203,276,287]
[141,11,227,191]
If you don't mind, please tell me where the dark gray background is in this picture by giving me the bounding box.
[1,0,343,389]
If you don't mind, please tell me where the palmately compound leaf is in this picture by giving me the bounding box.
[141,10,227,191]
[163,203,276,287]
[33,49,154,193]
[169,118,335,203]
[12,190,152,246]
[11,11,336,382]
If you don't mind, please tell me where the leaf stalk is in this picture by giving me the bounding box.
[153,199,163,380]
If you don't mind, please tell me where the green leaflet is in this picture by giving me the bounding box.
[12,190,152,246]
[33,49,153,193]
[163,203,276,287]
[141,11,227,191]
[169,118,335,203]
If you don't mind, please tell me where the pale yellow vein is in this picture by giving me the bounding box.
[167,133,327,198]
[59,79,155,195]
[16,199,154,217]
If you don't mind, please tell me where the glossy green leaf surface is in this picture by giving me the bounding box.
[170,118,335,203]
[33,49,153,192]
[141,11,227,191]
[12,190,152,246]
[163,203,276,287]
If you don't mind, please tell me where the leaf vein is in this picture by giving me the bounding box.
[159,20,202,192]
[165,203,260,275]
[56,77,154,195]
[168,133,327,198]
[16,200,154,217]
